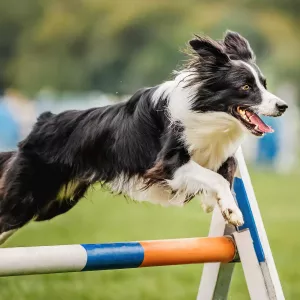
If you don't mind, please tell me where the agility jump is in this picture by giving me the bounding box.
[0,149,284,300]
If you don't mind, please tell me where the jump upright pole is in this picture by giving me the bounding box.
[0,236,236,277]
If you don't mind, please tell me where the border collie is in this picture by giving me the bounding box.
[0,31,287,244]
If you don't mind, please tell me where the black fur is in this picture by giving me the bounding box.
[217,156,237,189]
[144,120,190,187]
[0,87,171,232]
[223,30,254,61]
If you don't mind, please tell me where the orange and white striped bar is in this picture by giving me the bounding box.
[0,236,236,276]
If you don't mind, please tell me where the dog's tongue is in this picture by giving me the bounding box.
[245,111,274,133]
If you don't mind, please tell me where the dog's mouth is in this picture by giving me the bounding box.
[233,106,274,136]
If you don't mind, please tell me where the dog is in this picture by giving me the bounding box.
[0,31,287,244]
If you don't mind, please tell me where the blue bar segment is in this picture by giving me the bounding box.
[81,242,144,271]
[234,177,265,262]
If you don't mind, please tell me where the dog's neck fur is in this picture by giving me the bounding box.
[153,71,246,171]
[183,112,245,171]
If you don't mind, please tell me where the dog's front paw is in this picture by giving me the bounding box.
[221,206,244,226]
[217,189,244,226]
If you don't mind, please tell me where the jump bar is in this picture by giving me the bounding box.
[0,236,236,276]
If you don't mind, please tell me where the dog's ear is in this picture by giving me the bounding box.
[223,30,255,61]
[189,35,229,64]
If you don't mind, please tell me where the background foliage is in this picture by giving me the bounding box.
[1,0,300,96]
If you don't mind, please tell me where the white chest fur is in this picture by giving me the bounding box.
[182,112,245,171]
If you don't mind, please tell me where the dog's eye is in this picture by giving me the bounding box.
[241,84,250,91]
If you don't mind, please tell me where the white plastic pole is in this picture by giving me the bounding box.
[0,245,87,276]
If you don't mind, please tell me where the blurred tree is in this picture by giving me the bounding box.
[0,0,42,92]
[0,0,299,97]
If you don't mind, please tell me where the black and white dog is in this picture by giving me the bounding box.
[0,31,287,244]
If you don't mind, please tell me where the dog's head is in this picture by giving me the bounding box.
[187,30,288,136]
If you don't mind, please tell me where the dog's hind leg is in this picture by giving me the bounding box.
[0,153,31,245]
[35,183,89,221]
[35,198,80,221]
[0,193,38,246]
[0,214,33,246]
[0,155,55,245]
[0,229,17,245]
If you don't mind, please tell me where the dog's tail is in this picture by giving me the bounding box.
[0,151,15,177]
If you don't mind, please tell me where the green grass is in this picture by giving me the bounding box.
[0,170,298,300]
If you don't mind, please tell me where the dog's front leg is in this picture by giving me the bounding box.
[168,160,244,226]
[196,156,238,213]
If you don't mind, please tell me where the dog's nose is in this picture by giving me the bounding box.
[276,103,288,113]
